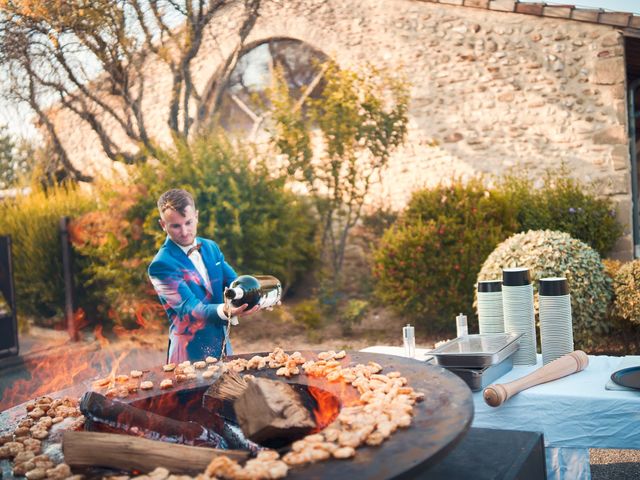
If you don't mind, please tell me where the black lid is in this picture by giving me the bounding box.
[539,277,569,296]
[502,267,531,286]
[477,280,502,293]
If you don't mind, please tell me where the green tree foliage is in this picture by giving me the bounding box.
[149,134,319,291]
[0,0,261,179]
[72,132,319,328]
[0,183,95,328]
[372,179,517,333]
[68,182,158,328]
[498,172,622,256]
[268,61,409,297]
[0,125,33,189]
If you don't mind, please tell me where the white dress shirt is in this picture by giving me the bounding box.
[177,240,236,323]
[178,241,211,291]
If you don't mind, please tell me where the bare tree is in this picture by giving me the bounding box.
[0,0,260,181]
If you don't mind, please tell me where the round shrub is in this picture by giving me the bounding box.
[602,258,624,280]
[477,230,612,348]
[611,260,640,325]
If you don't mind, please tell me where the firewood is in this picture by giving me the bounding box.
[201,370,250,426]
[79,391,227,448]
[62,430,247,474]
[203,370,249,403]
[233,377,316,445]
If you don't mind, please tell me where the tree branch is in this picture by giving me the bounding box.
[200,0,260,127]
[23,70,92,182]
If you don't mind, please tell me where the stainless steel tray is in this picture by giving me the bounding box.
[431,333,521,368]
[446,356,514,391]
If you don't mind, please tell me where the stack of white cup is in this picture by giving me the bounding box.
[477,280,504,334]
[502,267,537,366]
[539,277,574,365]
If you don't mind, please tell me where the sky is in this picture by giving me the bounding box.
[524,1,639,13]
[1,0,640,142]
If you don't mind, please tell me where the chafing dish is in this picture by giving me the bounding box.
[430,333,521,368]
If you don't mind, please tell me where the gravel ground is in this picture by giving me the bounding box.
[591,449,640,479]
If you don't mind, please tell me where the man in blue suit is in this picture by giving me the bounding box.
[148,189,258,363]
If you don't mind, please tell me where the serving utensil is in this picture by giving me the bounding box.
[483,350,589,407]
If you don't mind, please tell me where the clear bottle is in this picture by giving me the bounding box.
[403,324,415,358]
[456,313,468,337]
[224,275,282,309]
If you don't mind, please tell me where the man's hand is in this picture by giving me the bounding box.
[224,303,260,318]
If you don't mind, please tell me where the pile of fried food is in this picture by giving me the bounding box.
[0,396,84,479]
[0,348,424,479]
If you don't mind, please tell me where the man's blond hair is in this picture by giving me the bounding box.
[157,189,195,218]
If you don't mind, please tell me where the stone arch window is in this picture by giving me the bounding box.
[215,38,328,138]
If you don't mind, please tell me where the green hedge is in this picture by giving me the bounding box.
[372,179,517,332]
[69,182,159,328]
[499,173,622,257]
[371,174,623,335]
[147,134,319,291]
[0,184,96,328]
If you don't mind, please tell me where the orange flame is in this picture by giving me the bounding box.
[0,324,164,412]
[111,299,165,339]
[307,386,340,431]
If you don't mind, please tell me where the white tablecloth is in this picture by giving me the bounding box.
[361,346,640,480]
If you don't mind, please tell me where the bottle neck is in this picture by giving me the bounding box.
[225,287,245,300]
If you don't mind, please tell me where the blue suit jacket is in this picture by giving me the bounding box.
[148,236,237,363]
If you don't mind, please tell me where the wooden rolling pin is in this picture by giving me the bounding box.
[483,350,589,407]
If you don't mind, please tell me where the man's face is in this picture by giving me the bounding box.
[159,205,198,247]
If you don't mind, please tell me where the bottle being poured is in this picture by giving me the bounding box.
[224,275,282,310]
[219,275,282,361]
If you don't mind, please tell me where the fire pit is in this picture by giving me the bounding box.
[0,350,473,479]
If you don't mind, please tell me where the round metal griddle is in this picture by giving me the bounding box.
[278,352,474,479]
[0,351,474,479]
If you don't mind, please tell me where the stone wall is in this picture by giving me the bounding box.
[52,0,634,258]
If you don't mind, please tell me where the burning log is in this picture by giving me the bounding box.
[202,370,249,423]
[62,430,247,474]
[79,391,227,449]
[233,377,316,445]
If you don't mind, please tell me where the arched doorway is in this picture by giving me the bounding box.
[212,38,328,139]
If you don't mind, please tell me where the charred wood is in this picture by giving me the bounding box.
[79,391,227,449]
